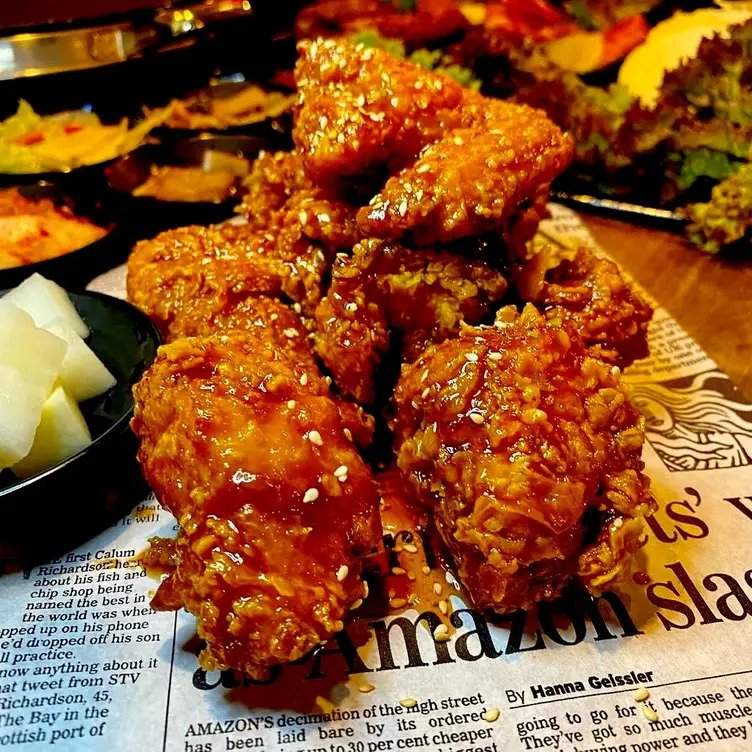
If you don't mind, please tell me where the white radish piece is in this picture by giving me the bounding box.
[4,273,89,338]
[13,386,92,479]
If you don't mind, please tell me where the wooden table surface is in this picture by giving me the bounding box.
[579,213,752,400]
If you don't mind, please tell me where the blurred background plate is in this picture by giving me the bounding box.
[0,181,124,290]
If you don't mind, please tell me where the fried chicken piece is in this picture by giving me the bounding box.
[314,239,508,403]
[392,305,655,612]
[168,295,314,363]
[127,218,330,340]
[127,223,283,338]
[239,150,360,251]
[132,332,382,677]
[517,247,653,368]
[295,0,468,48]
[358,100,572,246]
[295,38,572,245]
[294,37,466,183]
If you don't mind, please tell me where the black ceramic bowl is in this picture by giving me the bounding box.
[105,133,271,232]
[0,290,160,566]
[0,181,124,290]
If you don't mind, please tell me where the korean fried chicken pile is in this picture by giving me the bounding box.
[132,333,380,677]
[392,305,655,611]
[128,37,655,676]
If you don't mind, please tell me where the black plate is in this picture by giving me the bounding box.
[0,181,124,290]
[0,290,160,567]
[105,133,272,232]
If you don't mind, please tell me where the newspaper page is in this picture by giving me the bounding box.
[2,205,751,752]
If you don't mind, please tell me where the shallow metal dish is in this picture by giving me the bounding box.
[0,23,160,82]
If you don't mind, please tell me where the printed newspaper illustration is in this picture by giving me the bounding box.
[1,206,751,752]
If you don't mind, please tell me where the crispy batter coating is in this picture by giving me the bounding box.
[358,100,572,246]
[294,38,572,244]
[314,239,508,403]
[295,37,466,182]
[239,150,360,251]
[127,223,285,339]
[127,219,329,340]
[168,295,314,365]
[518,247,653,368]
[132,333,381,677]
[392,305,655,612]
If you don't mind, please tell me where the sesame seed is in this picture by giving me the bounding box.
[362,580,369,599]
[283,328,298,338]
[488,352,502,361]
[392,567,406,575]
[402,543,418,553]
[633,688,650,702]
[465,352,479,363]
[358,682,375,693]
[345,302,358,313]
[318,213,331,223]
[612,517,624,530]
[469,411,485,424]
[390,597,407,609]
[343,428,353,442]
[299,210,308,225]
[421,387,430,399]
[438,599,448,614]
[642,705,659,722]
[270,313,278,322]
[303,488,319,504]
[417,164,431,174]
[299,373,308,386]
[433,624,450,642]
[482,708,500,723]
[400,698,417,709]
[287,400,296,409]
[349,598,363,610]
[307,430,323,446]
[433,582,442,595]
[334,464,349,479]
[422,565,431,575]
[336,565,349,582]
[521,408,547,424]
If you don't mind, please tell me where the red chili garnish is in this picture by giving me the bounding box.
[64,123,83,134]
[17,131,44,146]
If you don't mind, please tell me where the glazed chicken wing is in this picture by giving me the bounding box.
[314,238,508,403]
[295,38,572,246]
[358,101,572,246]
[127,223,287,339]
[516,247,653,368]
[239,150,360,251]
[392,305,655,612]
[132,332,381,677]
[294,37,466,183]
